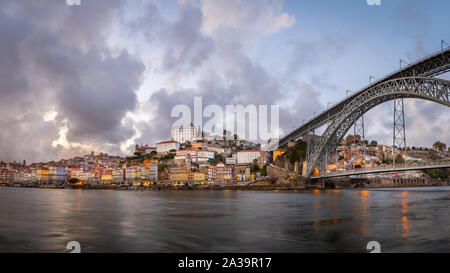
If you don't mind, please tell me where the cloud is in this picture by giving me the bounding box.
[134,0,296,145]
[202,0,295,38]
[0,0,145,162]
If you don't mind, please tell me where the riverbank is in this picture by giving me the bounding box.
[1,177,449,191]
[0,181,307,191]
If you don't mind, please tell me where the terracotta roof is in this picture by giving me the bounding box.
[157,140,178,144]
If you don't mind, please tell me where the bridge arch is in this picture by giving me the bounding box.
[306,77,450,178]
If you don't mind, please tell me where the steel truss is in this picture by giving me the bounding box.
[305,77,450,178]
[393,98,406,164]
[279,48,450,148]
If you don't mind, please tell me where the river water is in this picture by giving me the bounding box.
[0,186,448,253]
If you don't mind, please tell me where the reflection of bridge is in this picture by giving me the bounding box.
[278,46,450,178]
[310,160,450,180]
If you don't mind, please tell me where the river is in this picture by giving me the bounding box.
[0,186,448,253]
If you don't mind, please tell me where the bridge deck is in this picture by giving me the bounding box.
[311,161,450,180]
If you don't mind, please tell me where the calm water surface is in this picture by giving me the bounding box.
[0,186,449,253]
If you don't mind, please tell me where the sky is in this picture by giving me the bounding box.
[0,0,449,163]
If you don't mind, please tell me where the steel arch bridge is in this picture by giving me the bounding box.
[305,77,450,178]
[278,48,450,148]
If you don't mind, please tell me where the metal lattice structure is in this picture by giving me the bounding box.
[311,159,450,180]
[353,115,365,163]
[393,98,406,164]
[279,48,450,148]
[305,77,450,178]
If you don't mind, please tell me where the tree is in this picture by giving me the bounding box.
[184,141,192,149]
[346,134,361,145]
[369,140,378,147]
[432,141,447,152]
[424,169,448,179]
[382,158,392,165]
[250,163,260,173]
[394,154,405,164]
[285,140,307,164]
[68,178,79,184]
[162,153,175,161]
[158,164,168,172]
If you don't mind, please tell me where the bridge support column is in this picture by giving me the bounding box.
[393,98,406,164]
[353,115,365,160]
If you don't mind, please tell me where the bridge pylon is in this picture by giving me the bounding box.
[393,98,406,164]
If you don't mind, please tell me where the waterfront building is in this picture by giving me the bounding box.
[212,163,234,181]
[169,171,190,181]
[37,168,50,182]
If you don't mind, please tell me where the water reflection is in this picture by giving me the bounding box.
[353,190,370,237]
[399,191,410,239]
[0,187,449,252]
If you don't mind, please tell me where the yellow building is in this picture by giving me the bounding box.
[192,172,205,181]
[169,172,189,181]
[273,149,286,161]
[100,174,113,181]
[37,168,50,182]
[191,142,204,150]
[236,173,241,181]
[144,159,158,168]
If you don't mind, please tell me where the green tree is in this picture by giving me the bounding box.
[423,169,448,179]
[346,134,361,145]
[285,140,307,164]
[394,154,405,164]
[158,164,168,172]
[208,153,224,165]
[68,178,79,184]
[162,153,175,161]
[369,140,378,147]
[250,163,260,173]
[432,141,447,152]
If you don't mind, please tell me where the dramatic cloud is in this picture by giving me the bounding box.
[134,0,296,146]
[0,0,447,163]
[0,0,145,162]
